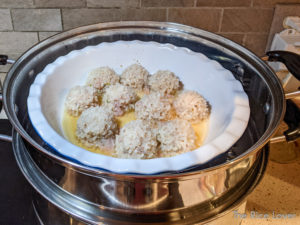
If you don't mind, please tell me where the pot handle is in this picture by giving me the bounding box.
[0,55,15,65]
[0,55,13,142]
[266,51,300,81]
[266,51,300,143]
[283,99,300,141]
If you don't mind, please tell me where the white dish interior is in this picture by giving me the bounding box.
[27,41,250,174]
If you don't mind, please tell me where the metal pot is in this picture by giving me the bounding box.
[0,21,299,224]
[13,128,268,224]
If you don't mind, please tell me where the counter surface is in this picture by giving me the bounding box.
[242,142,300,225]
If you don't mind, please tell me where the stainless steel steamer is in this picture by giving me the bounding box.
[13,129,268,224]
[0,22,299,224]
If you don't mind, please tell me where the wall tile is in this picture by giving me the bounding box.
[34,0,86,8]
[0,64,11,73]
[197,0,251,7]
[141,0,194,7]
[217,33,245,45]
[87,0,140,8]
[38,32,60,41]
[0,32,38,54]
[221,8,274,32]
[0,0,33,8]
[12,9,62,31]
[62,9,122,30]
[0,73,6,85]
[244,33,269,56]
[121,8,166,21]
[253,0,300,7]
[0,9,13,31]
[168,8,222,32]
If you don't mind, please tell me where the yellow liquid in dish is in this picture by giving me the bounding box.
[62,110,209,157]
[192,120,209,148]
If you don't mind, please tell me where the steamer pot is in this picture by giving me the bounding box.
[0,22,299,224]
[13,128,268,224]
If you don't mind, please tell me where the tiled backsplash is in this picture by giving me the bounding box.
[1,0,300,82]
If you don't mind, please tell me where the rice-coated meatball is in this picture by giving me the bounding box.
[65,85,99,116]
[148,70,180,95]
[86,66,119,90]
[76,106,118,147]
[115,120,158,159]
[120,64,149,90]
[102,83,138,116]
[157,119,196,157]
[173,91,210,123]
[135,92,174,121]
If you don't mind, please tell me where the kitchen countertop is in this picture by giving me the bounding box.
[241,142,300,225]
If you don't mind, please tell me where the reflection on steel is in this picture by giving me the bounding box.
[98,179,169,210]
[42,151,253,213]
[6,59,15,64]
[0,134,12,142]
[270,135,286,144]
[285,90,300,99]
